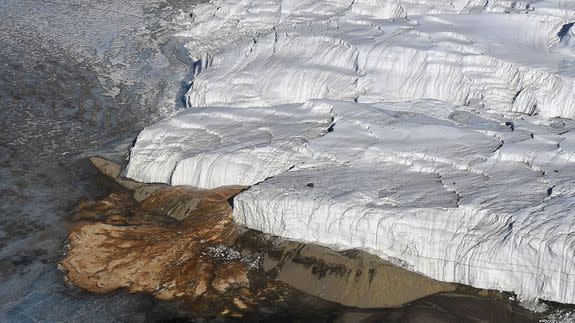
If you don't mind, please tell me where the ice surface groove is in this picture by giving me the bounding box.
[184,1,575,118]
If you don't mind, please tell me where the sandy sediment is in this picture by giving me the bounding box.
[235,231,457,308]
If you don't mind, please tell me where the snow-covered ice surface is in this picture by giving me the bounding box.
[235,99,575,304]
[127,0,575,306]
[186,8,575,117]
[126,103,334,186]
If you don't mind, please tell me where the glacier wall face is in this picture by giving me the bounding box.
[126,0,575,305]
[126,103,334,187]
[234,99,575,304]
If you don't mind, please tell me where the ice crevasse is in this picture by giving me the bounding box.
[126,0,575,304]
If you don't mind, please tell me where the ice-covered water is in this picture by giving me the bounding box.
[0,0,202,320]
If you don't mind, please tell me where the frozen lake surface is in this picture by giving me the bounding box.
[0,0,201,320]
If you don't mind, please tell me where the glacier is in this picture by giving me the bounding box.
[126,0,575,305]
[235,99,575,304]
[186,11,575,118]
[126,103,334,187]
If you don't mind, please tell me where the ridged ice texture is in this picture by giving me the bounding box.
[126,0,575,305]
[125,103,334,188]
[185,0,575,118]
[234,99,575,304]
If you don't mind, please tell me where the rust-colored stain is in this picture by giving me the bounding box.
[60,185,289,317]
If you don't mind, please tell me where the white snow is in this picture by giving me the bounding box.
[126,0,575,305]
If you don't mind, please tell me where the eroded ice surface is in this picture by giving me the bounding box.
[235,99,575,304]
[186,11,575,118]
[126,0,575,305]
[126,103,334,187]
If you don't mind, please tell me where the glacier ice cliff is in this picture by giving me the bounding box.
[234,99,575,304]
[126,0,575,305]
[126,103,334,187]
